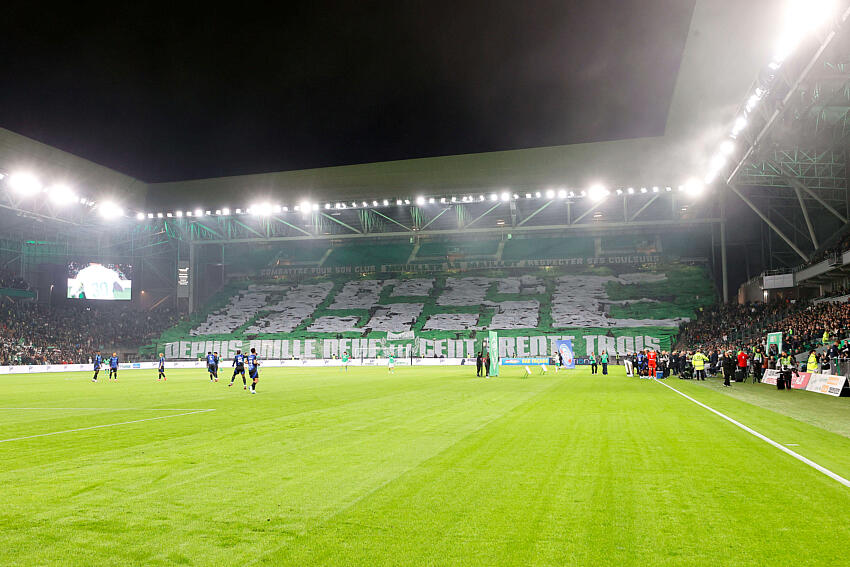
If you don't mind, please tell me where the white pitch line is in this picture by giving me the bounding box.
[0,409,215,444]
[653,379,850,489]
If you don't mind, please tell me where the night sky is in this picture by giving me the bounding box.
[1,1,695,183]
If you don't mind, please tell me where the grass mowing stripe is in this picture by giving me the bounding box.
[653,378,850,489]
[0,409,215,444]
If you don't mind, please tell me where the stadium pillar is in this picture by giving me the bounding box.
[720,185,729,303]
[188,242,196,313]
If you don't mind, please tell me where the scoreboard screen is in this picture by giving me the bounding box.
[66,261,133,300]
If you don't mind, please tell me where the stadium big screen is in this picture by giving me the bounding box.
[66,261,133,300]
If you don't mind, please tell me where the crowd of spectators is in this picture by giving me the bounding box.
[808,231,850,266]
[0,300,183,365]
[0,268,29,291]
[676,297,850,357]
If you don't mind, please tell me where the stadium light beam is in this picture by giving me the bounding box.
[8,172,42,196]
[47,184,76,205]
[588,184,608,202]
[684,177,706,196]
[98,201,124,219]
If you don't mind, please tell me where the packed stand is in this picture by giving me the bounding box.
[0,268,30,291]
[0,301,183,365]
[673,297,850,380]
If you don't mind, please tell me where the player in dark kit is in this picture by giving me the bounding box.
[206,351,219,382]
[229,349,247,389]
[157,352,166,381]
[108,353,119,381]
[247,347,260,394]
[92,351,103,382]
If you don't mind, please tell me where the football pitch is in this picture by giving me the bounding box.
[2,366,850,566]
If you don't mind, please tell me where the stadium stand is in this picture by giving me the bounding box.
[489,300,540,329]
[244,282,334,333]
[390,278,434,296]
[367,303,423,332]
[0,268,29,291]
[497,275,545,295]
[502,237,594,260]
[307,315,362,333]
[415,240,499,259]
[423,312,480,331]
[329,279,395,309]
[324,243,412,267]
[437,277,494,306]
[190,284,285,336]
[0,300,180,365]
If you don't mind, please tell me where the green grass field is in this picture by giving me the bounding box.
[3,366,850,566]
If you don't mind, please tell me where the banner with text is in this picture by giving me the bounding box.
[159,332,668,362]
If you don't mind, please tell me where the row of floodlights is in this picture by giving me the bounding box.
[704,0,838,185]
[1,170,706,222]
[1,171,124,218]
[133,181,706,220]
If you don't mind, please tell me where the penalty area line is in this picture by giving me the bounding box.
[653,378,850,489]
[0,409,215,444]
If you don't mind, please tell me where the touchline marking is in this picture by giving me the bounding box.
[0,409,215,444]
[653,379,850,489]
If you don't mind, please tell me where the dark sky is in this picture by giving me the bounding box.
[0,1,695,183]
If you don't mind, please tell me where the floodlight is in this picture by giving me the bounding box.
[186,211,193,217]
[136,212,145,220]
[8,172,42,196]
[157,212,164,218]
[396,199,402,205]
[640,187,648,194]
[500,192,510,201]
[383,199,389,206]
[176,210,184,217]
[428,197,435,204]
[525,193,532,199]
[615,189,623,195]
[545,189,555,199]
[98,201,124,219]
[720,140,735,156]
[627,187,635,194]
[652,186,659,193]
[416,196,425,205]
[588,184,608,202]
[299,200,311,214]
[148,213,154,219]
[710,154,727,171]
[558,189,567,198]
[372,200,378,206]
[451,196,457,202]
[47,184,76,205]
[731,115,748,137]
[282,206,289,212]
[194,209,203,217]
[404,199,410,205]
[440,197,446,203]
[221,208,231,216]
[489,193,498,201]
[684,177,705,196]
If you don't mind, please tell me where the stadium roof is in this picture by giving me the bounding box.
[0,0,778,209]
